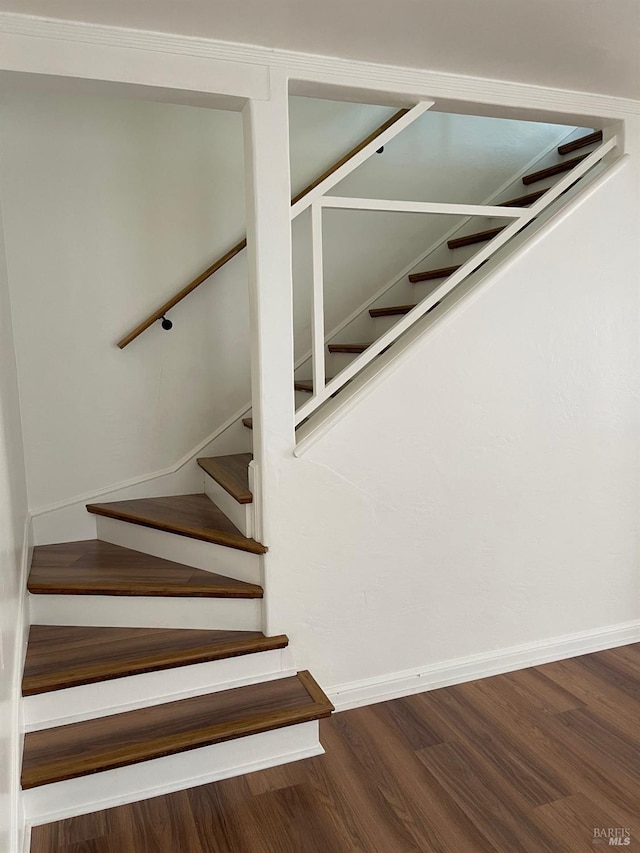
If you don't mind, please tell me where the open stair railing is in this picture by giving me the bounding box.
[293,131,618,426]
[117,105,423,349]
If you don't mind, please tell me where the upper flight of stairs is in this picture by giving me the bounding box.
[21,452,333,826]
[285,129,604,413]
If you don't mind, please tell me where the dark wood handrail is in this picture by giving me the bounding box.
[118,108,409,349]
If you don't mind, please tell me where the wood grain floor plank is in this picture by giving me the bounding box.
[187,774,252,853]
[418,683,571,808]
[533,793,633,853]
[354,702,500,852]
[464,667,640,836]
[416,740,560,852]
[108,789,203,853]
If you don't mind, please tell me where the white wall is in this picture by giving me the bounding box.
[0,91,249,512]
[0,186,28,852]
[290,99,576,357]
[267,152,640,695]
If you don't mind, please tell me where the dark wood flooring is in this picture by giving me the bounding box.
[31,643,640,852]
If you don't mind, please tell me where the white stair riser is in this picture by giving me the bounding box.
[96,515,262,586]
[202,473,253,538]
[29,593,262,631]
[25,648,294,730]
[24,721,322,826]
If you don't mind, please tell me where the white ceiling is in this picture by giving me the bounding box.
[1,0,639,101]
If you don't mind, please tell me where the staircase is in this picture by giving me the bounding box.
[21,455,333,827]
[19,125,610,833]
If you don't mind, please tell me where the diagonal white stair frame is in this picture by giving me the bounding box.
[293,134,619,425]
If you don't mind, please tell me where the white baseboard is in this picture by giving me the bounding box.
[328,619,640,712]
[24,721,322,827]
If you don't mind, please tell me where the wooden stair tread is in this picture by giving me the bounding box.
[499,188,548,207]
[87,495,266,555]
[522,153,587,186]
[27,540,263,598]
[327,343,371,354]
[408,265,460,284]
[370,304,415,318]
[21,671,333,789]
[447,226,505,250]
[197,454,253,504]
[22,626,288,695]
[242,417,253,430]
[558,130,602,155]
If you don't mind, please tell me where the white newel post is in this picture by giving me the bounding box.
[243,70,295,632]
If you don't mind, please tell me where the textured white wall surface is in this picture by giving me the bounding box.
[266,158,640,689]
[0,90,574,511]
[0,193,28,853]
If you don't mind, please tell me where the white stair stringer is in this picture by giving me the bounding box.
[28,592,262,631]
[25,647,295,731]
[23,720,323,827]
[95,515,262,586]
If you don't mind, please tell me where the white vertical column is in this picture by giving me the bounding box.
[310,202,326,399]
[242,69,295,603]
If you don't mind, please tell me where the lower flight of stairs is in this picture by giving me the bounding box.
[22,453,333,828]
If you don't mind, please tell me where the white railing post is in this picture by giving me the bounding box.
[243,70,295,556]
[310,203,326,399]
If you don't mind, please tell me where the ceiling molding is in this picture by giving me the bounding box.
[0,11,638,117]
